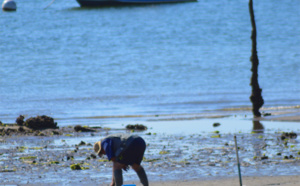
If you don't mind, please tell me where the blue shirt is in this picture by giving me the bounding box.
[101,138,115,161]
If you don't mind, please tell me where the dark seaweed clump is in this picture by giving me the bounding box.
[126,124,147,130]
[281,132,297,140]
[74,125,96,132]
[16,115,58,130]
[213,123,221,127]
[16,115,25,126]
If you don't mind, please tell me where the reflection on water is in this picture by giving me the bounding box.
[106,117,300,135]
[252,120,264,133]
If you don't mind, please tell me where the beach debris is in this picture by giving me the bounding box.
[70,164,82,170]
[74,125,95,132]
[280,132,297,140]
[2,0,16,11]
[213,123,221,127]
[126,124,147,130]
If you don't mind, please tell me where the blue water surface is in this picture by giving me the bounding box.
[1,0,299,125]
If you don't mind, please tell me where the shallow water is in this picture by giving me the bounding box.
[1,0,299,126]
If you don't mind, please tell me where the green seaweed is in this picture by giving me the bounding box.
[19,156,37,160]
[30,147,43,150]
[17,146,28,152]
[179,160,190,165]
[49,161,59,164]
[70,163,89,170]
[159,150,169,155]
[0,169,16,172]
[98,159,109,162]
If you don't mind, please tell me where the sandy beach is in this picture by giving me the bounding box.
[1,109,299,186]
[123,175,300,186]
[161,176,300,186]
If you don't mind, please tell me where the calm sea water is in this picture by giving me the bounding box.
[1,0,299,126]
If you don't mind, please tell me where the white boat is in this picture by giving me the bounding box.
[76,0,196,7]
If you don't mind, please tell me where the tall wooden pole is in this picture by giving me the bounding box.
[234,136,243,186]
[249,0,264,117]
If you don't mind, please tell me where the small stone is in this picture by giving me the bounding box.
[261,155,268,160]
[78,141,86,146]
[90,154,97,159]
[213,123,221,127]
[126,124,147,130]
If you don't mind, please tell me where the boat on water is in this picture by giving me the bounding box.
[76,0,196,7]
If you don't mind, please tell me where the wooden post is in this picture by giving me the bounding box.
[249,0,264,117]
[234,136,242,186]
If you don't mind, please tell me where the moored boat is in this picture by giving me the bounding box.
[76,0,196,7]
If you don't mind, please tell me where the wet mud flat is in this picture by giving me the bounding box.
[0,123,300,185]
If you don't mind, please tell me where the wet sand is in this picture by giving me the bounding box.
[0,109,299,185]
[150,175,300,186]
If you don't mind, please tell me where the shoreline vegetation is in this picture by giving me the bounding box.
[0,107,299,185]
